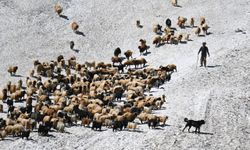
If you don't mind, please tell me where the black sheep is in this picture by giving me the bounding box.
[92,120,102,131]
[38,124,49,136]
[21,130,30,139]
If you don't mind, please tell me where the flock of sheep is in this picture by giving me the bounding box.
[0,1,210,141]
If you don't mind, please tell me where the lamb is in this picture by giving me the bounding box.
[54,3,63,16]
[71,22,79,32]
[7,66,18,76]
[153,36,162,47]
[162,34,171,44]
[124,50,133,60]
[195,27,201,36]
[172,0,177,6]
[114,47,121,57]
[127,122,137,131]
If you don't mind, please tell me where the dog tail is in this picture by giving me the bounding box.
[184,118,188,122]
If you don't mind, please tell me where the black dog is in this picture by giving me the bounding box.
[21,130,30,139]
[182,118,205,133]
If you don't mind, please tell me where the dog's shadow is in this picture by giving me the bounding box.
[72,49,80,53]
[189,131,214,135]
[12,74,23,77]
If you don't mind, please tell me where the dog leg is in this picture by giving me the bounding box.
[188,126,191,132]
[182,125,187,132]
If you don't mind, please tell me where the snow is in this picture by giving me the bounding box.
[0,0,250,149]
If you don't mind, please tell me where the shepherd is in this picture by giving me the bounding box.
[198,42,210,67]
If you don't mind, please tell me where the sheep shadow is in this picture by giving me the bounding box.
[1,138,15,141]
[206,32,213,35]
[25,138,37,142]
[207,65,221,68]
[180,41,187,44]
[189,131,214,135]
[142,51,151,56]
[198,35,205,37]
[72,49,80,53]
[12,74,23,77]
[151,127,164,130]
[59,15,69,20]
[161,124,171,127]
[126,129,144,133]
[75,31,85,36]
[170,27,177,31]
[174,5,182,8]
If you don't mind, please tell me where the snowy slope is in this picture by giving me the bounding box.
[0,0,250,149]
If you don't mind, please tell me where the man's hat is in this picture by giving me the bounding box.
[202,42,206,45]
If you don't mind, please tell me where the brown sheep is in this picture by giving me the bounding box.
[124,60,134,68]
[190,17,194,27]
[153,36,162,47]
[167,64,177,72]
[157,115,168,126]
[177,34,183,43]
[0,129,7,140]
[162,34,171,44]
[200,17,206,26]
[111,56,122,66]
[81,117,91,127]
[85,61,96,69]
[124,50,133,60]
[177,16,187,28]
[202,24,209,35]
[0,89,8,101]
[54,3,63,16]
[195,27,201,36]
[71,22,79,32]
[153,24,162,34]
[7,66,18,76]
[172,0,177,6]
[127,122,137,131]
[137,112,148,124]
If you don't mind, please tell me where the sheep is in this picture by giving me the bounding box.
[190,17,194,27]
[132,58,147,68]
[200,17,206,26]
[7,66,18,76]
[92,120,102,131]
[127,122,137,131]
[177,16,187,28]
[17,79,23,90]
[202,24,209,35]
[114,47,121,57]
[70,41,75,49]
[124,50,133,60]
[71,22,79,32]
[54,3,63,16]
[153,24,162,34]
[153,36,162,47]
[85,61,96,69]
[138,39,148,55]
[195,27,201,36]
[111,56,122,66]
[0,129,6,140]
[21,129,30,139]
[136,20,143,28]
[172,0,177,6]
[0,104,3,113]
[162,34,171,44]
[157,115,168,126]
[177,34,183,43]
[56,120,65,133]
[137,112,148,124]
[0,89,8,101]
[166,64,177,72]
[81,117,91,127]
[184,34,191,41]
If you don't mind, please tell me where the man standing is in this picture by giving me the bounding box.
[198,42,210,67]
